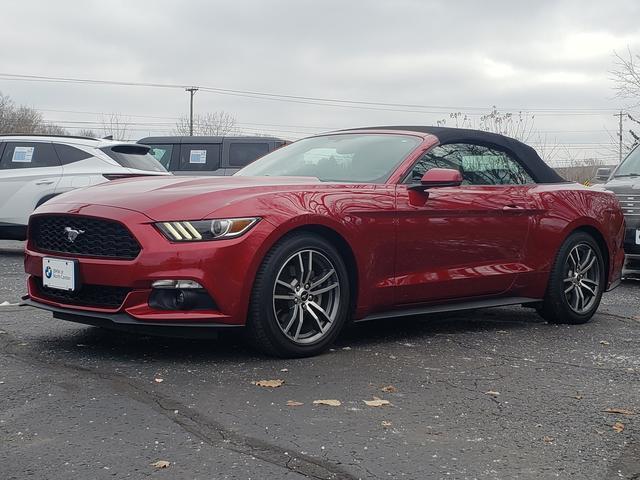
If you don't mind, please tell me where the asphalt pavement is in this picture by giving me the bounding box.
[1,240,639,479]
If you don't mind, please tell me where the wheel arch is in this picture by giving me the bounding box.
[246,220,360,319]
[271,224,359,314]
[35,193,60,209]
[570,224,610,280]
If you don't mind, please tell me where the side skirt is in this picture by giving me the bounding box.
[355,297,541,323]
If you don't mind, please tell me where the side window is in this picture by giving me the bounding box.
[406,143,534,185]
[146,144,173,169]
[229,143,270,168]
[53,143,93,165]
[0,142,60,170]
[178,144,221,172]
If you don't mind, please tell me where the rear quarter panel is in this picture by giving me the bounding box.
[512,183,624,297]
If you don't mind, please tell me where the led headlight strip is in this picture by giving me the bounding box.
[156,217,259,242]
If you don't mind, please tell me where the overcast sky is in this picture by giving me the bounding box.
[1,0,639,164]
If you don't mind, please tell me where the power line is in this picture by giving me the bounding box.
[0,72,624,116]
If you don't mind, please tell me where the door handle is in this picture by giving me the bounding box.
[503,204,526,210]
[35,180,55,185]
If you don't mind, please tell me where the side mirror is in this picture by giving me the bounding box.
[596,167,611,181]
[410,168,463,190]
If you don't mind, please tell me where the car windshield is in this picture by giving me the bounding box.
[101,145,167,172]
[614,145,640,177]
[235,134,421,183]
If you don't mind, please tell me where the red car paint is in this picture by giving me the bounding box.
[23,130,625,327]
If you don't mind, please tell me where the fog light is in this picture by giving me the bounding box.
[151,279,203,289]
[149,284,217,311]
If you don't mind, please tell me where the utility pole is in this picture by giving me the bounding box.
[615,110,624,163]
[185,87,198,136]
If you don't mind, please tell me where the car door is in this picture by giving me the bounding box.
[394,142,537,305]
[0,141,62,226]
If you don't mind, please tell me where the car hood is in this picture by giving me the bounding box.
[602,177,640,194]
[47,175,324,221]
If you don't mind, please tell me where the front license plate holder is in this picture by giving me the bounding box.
[42,257,80,291]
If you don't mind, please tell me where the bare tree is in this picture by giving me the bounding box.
[0,91,67,135]
[609,48,640,157]
[174,111,238,136]
[436,106,562,164]
[436,107,535,142]
[100,113,130,140]
[77,129,99,138]
[611,48,640,101]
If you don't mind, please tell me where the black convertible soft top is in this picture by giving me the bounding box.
[339,125,566,184]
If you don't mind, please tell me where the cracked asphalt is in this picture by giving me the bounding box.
[1,240,639,479]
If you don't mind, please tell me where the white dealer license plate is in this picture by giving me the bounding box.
[42,257,78,291]
[636,229,640,245]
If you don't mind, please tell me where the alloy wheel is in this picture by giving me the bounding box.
[563,242,601,314]
[272,249,341,344]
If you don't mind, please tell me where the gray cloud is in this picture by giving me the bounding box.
[1,0,638,162]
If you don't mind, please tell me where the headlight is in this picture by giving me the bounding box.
[156,217,259,242]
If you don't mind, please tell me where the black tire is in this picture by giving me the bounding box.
[538,231,605,324]
[246,233,350,357]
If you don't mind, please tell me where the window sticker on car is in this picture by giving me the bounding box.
[189,149,207,164]
[12,146,35,163]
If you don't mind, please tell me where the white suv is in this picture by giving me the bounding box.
[0,135,170,240]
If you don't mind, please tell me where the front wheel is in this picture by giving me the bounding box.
[246,233,350,357]
[538,231,605,324]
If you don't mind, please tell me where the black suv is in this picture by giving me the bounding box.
[138,136,288,176]
[598,146,640,275]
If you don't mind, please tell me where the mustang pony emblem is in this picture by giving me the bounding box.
[64,227,85,243]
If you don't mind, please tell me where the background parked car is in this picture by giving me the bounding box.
[594,146,640,275]
[0,134,170,240]
[138,136,288,175]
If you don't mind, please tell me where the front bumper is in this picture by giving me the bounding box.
[622,216,640,277]
[21,297,241,337]
[623,254,640,278]
[24,203,275,325]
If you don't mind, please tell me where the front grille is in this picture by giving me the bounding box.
[34,278,130,309]
[31,215,141,259]
[615,193,640,217]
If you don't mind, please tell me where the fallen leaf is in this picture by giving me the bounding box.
[381,420,392,427]
[381,385,397,393]
[286,400,303,407]
[280,368,289,372]
[573,393,583,400]
[600,340,610,346]
[485,390,500,397]
[151,460,170,469]
[154,378,164,383]
[364,397,391,407]
[613,422,625,433]
[313,399,341,407]
[253,379,284,388]
[604,408,636,416]
[543,436,554,444]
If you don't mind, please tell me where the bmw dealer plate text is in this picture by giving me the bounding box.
[43,257,79,291]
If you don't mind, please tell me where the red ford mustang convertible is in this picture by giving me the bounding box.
[23,127,625,357]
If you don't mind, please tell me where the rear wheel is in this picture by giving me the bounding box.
[538,231,605,324]
[246,233,350,357]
